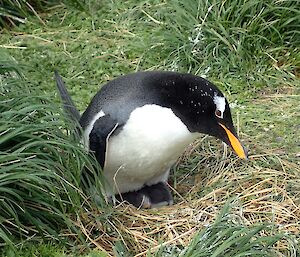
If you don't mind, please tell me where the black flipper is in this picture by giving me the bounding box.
[54,70,81,122]
[89,114,120,168]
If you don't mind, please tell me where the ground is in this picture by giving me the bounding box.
[0,0,299,256]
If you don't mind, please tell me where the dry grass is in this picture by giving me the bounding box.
[74,151,299,255]
[73,90,300,256]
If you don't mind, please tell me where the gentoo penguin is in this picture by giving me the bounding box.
[55,71,247,208]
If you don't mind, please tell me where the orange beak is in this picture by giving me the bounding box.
[219,123,248,159]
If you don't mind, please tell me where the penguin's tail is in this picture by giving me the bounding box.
[54,70,81,122]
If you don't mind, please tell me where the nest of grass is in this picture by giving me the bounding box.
[73,140,299,256]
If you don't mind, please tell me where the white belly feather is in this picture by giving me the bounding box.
[103,104,199,196]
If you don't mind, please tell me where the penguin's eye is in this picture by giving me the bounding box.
[215,109,223,118]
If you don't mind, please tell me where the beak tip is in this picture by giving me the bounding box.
[237,145,248,160]
[234,144,248,160]
[242,146,248,160]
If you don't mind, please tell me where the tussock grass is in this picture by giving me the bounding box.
[0,50,106,247]
[160,0,300,81]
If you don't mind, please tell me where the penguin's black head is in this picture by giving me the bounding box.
[159,73,248,159]
[197,91,248,159]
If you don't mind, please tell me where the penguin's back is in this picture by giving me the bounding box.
[80,71,157,129]
[79,71,218,129]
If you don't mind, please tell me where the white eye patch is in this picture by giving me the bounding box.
[213,95,225,119]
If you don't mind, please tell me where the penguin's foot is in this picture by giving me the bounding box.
[115,190,152,209]
[115,182,173,209]
[142,182,173,208]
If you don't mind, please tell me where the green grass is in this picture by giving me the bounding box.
[0,0,92,28]
[2,242,107,257]
[0,0,299,110]
[0,50,107,249]
[0,0,299,256]
[152,203,292,257]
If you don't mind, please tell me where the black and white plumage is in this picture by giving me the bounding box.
[55,71,247,208]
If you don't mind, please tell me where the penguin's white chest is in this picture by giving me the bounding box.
[103,104,199,195]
